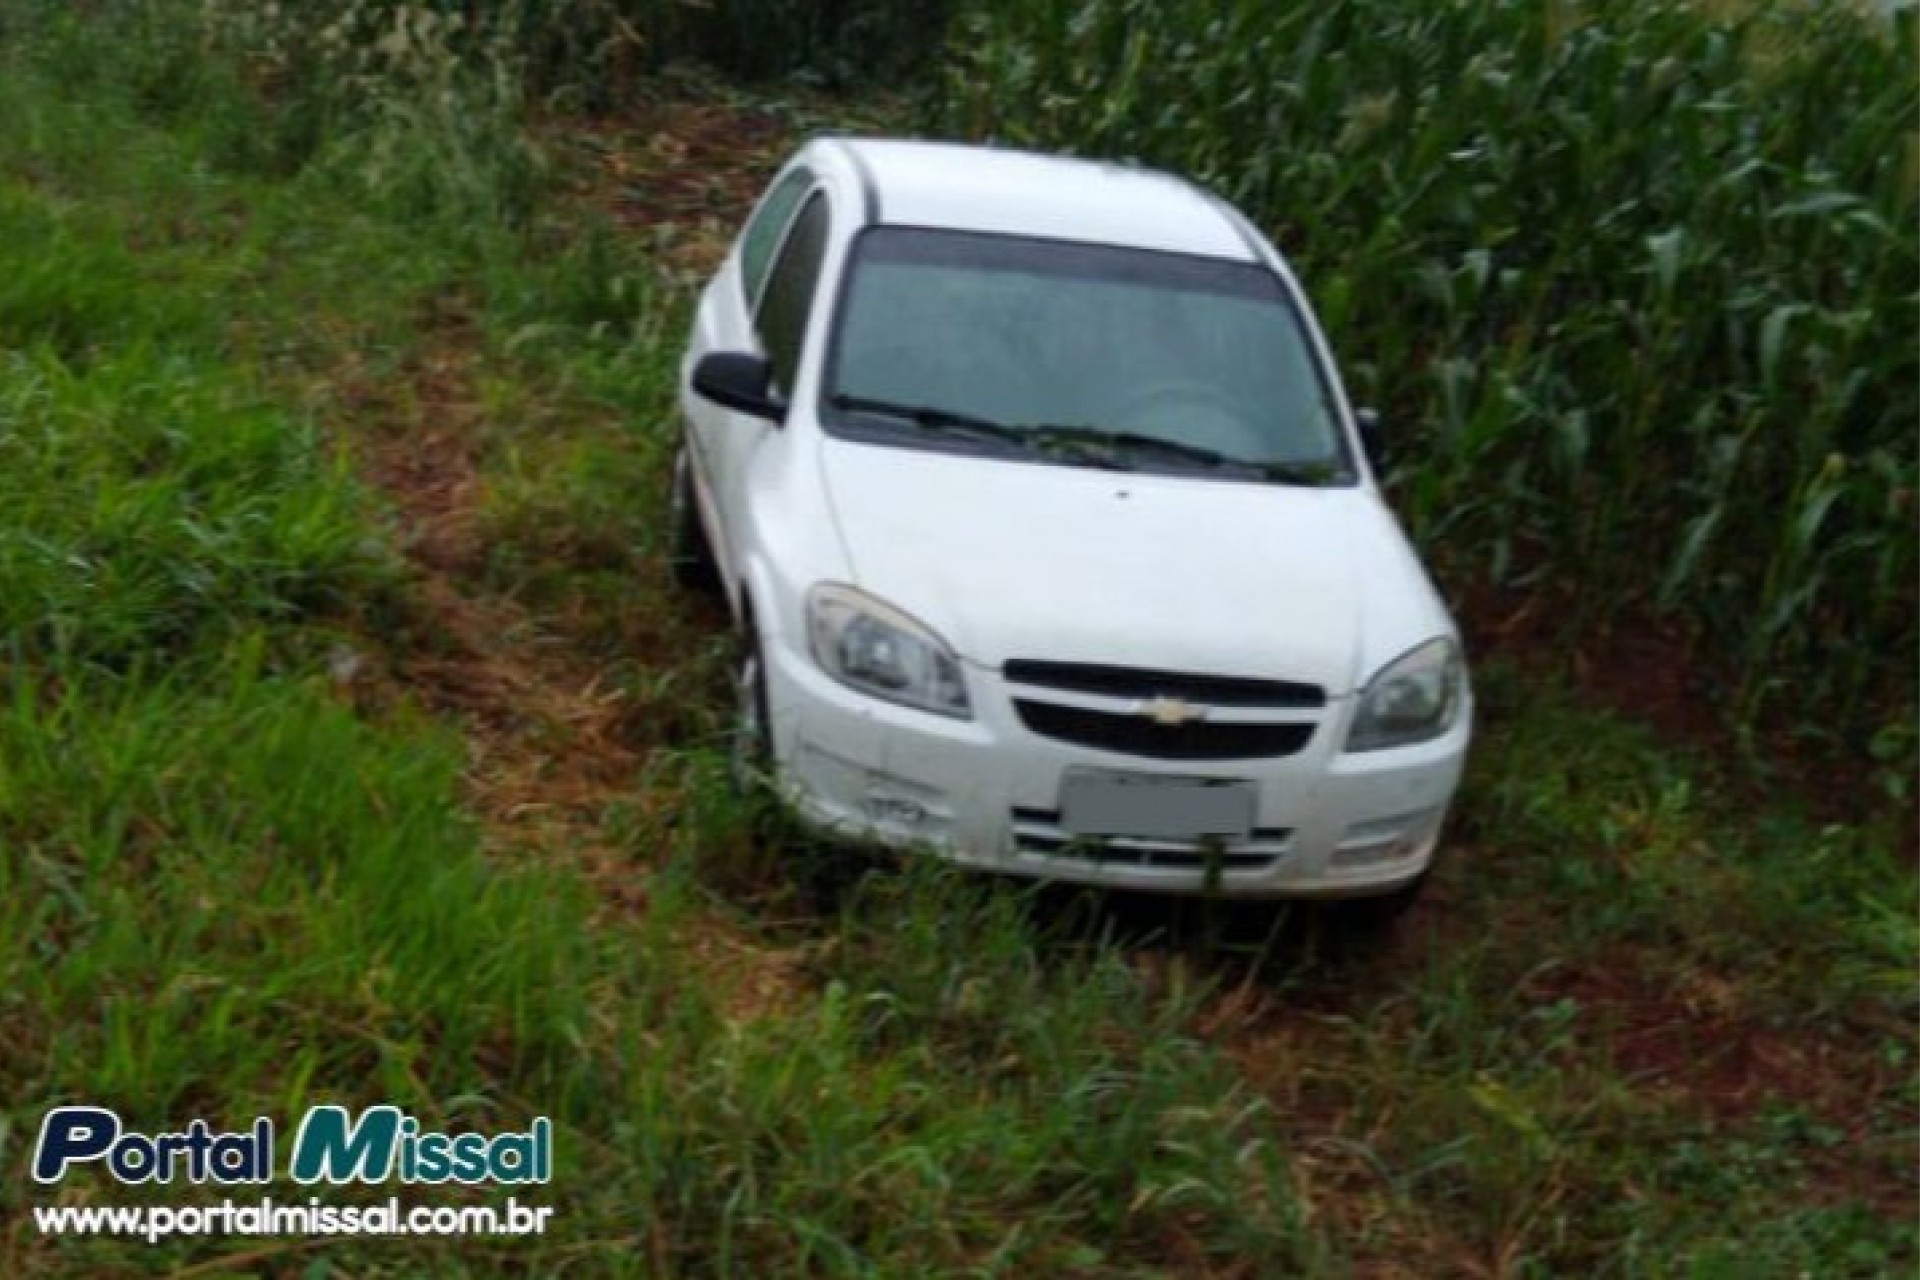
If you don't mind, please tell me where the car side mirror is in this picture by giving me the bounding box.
[692,352,784,424]
[1354,407,1386,472]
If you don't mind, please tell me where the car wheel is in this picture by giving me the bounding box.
[669,442,720,592]
[729,626,774,798]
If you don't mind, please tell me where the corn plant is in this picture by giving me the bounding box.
[936,0,1918,763]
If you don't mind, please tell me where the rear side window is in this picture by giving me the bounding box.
[739,168,811,308]
[755,191,830,396]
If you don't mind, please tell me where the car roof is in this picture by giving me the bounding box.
[817,137,1261,263]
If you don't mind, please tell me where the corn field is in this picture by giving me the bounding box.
[935,0,1917,764]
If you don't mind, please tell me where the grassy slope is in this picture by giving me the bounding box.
[0,19,1913,1280]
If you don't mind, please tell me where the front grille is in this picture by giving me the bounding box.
[1003,660,1324,708]
[1011,807,1290,872]
[1012,700,1315,760]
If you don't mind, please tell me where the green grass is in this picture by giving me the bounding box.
[0,3,1912,1277]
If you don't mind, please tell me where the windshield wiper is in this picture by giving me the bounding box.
[829,398,1340,483]
[1025,424,1346,486]
[1024,424,1235,469]
[828,393,1033,451]
[830,394,1129,470]
[1254,459,1348,486]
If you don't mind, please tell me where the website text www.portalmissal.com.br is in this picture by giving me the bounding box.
[27,1104,558,1244]
[33,1195,556,1244]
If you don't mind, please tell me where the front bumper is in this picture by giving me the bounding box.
[762,640,1469,899]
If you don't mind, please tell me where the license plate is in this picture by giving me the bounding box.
[1058,770,1255,841]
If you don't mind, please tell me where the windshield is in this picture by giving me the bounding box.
[820,227,1354,484]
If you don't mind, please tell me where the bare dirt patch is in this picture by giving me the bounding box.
[331,318,630,858]
[559,89,796,278]
[325,304,816,1022]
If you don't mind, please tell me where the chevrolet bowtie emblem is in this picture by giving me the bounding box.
[1140,696,1209,726]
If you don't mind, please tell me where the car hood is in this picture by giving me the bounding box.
[818,442,1449,696]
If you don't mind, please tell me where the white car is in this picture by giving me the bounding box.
[673,137,1470,903]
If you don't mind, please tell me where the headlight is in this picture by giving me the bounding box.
[1346,637,1464,752]
[806,584,972,719]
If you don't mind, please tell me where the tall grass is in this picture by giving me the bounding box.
[936,0,1918,765]
[0,343,375,666]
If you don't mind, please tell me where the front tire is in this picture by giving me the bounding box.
[669,442,720,593]
[729,625,774,799]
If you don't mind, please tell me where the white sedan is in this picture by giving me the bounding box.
[673,137,1470,904]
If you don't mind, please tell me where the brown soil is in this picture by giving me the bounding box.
[1461,576,1723,749]
[319,276,804,1016]
[561,91,796,279]
[1454,572,1915,857]
[330,316,642,885]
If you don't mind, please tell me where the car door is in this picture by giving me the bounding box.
[683,165,813,573]
[708,187,833,568]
